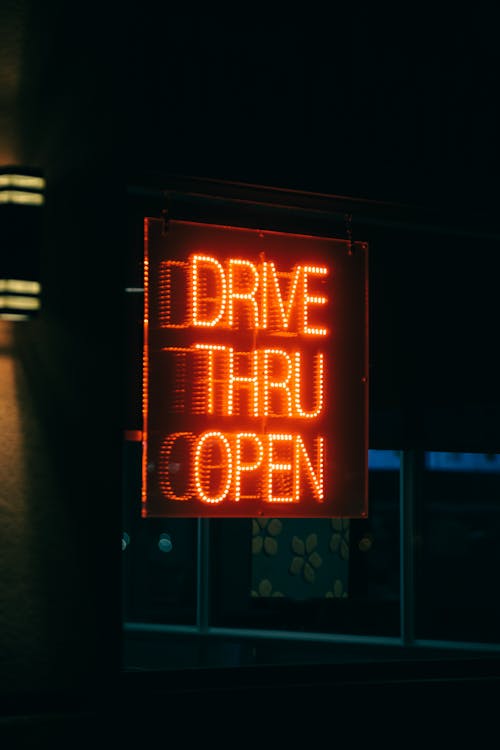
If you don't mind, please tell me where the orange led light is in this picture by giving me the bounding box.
[293,351,324,418]
[294,434,325,503]
[227,348,260,416]
[157,430,326,507]
[234,432,264,502]
[302,265,329,336]
[141,230,150,510]
[191,254,227,327]
[183,254,329,334]
[194,343,227,414]
[283,265,302,331]
[193,431,233,504]
[168,344,325,419]
[159,260,188,328]
[167,345,327,419]
[261,261,292,330]
[228,258,260,328]
[144,218,368,518]
[261,348,292,417]
[158,432,194,501]
[266,433,294,503]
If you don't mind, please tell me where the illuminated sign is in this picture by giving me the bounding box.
[143,218,368,518]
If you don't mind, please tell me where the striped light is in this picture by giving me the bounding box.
[0,168,44,320]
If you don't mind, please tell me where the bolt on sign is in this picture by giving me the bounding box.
[142,218,368,518]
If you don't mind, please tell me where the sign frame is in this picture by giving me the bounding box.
[142,216,368,518]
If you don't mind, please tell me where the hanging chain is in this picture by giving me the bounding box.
[345,212,354,255]
[161,192,170,235]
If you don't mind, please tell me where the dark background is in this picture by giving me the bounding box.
[1,1,500,737]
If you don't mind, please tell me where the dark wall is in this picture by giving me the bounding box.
[2,2,123,705]
[125,7,500,211]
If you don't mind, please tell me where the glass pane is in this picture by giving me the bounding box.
[416,452,500,644]
[122,440,198,626]
[210,450,400,638]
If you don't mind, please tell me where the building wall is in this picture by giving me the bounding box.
[1,2,122,701]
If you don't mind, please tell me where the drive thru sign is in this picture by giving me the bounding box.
[142,218,368,518]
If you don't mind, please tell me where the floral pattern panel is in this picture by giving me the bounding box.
[251,518,349,600]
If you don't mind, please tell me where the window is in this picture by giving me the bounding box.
[122,179,500,673]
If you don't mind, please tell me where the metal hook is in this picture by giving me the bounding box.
[161,194,170,236]
[345,212,354,255]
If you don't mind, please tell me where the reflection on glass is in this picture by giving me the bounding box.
[209,450,401,638]
[417,452,500,644]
